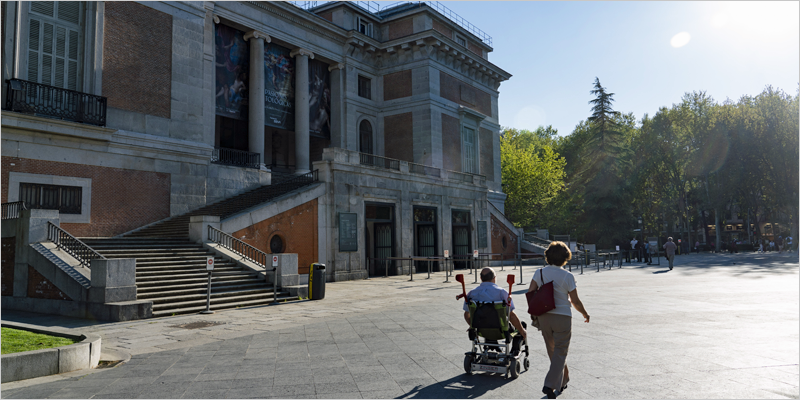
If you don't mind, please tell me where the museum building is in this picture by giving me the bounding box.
[1,0,520,299]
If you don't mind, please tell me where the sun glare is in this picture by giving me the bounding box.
[670,32,691,48]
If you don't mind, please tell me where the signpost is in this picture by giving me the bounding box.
[201,257,215,314]
[443,250,450,282]
[473,250,479,283]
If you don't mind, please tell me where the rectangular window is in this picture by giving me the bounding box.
[358,75,371,99]
[456,35,466,47]
[27,1,82,90]
[19,182,82,214]
[462,126,478,174]
[357,17,373,38]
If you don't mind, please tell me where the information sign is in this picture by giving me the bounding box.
[339,212,358,252]
[206,256,214,271]
[444,250,449,258]
[477,221,487,248]
[473,250,479,259]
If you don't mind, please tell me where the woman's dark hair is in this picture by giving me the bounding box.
[545,241,572,267]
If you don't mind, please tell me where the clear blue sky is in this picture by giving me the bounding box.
[444,1,800,135]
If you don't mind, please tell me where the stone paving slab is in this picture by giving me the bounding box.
[1,252,798,399]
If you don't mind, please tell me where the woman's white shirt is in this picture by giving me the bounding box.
[532,266,577,317]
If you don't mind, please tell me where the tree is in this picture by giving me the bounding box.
[500,128,566,230]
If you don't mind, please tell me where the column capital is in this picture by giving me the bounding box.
[327,63,344,72]
[212,15,220,24]
[290,48,315,60]
[244,30,271,43]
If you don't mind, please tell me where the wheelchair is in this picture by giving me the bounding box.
[463,300,529,379]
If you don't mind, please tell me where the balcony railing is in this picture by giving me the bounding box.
[211,147,261,169]
[448,170,473,184]
[3,79,107,126]
[47,222,105,268]
[409,162,441,178]
[360,153,400,171]
[2,201,27,220]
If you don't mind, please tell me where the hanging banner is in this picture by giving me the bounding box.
[214,24,249,120]
[264,43,295,130]
[308,59,331,138]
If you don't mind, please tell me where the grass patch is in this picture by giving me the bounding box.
[1,327,79,355]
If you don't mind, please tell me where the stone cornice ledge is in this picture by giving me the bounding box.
[1,112,116,142]
[290,48,315,59]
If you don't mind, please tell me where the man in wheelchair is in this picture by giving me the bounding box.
[462,267,529,378]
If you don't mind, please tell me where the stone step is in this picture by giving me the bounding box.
[136,274,259,287]
[151,291,285,312]
[136,278,268,294]
[147,287,276,305]
[151,295,298,318]
[136,282,270,299]
[136,267,242,278]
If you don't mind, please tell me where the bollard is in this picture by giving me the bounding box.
[409,257,413,281]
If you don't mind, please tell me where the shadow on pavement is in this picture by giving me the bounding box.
[396,373,511,399]
[628,252,799,278]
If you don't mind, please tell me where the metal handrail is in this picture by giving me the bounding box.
[359,153,400,171]
[409,162,441,178]
[3,79,107,126]
[2,201,27,220]
[46,222,105,268]
[420,1,492,46]
[212,147,261,169]
[207,225,277,303]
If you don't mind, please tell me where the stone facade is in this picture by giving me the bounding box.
[1,1,514,284]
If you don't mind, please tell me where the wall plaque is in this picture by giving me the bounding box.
[477,220,487,248]
[339,212,358,252]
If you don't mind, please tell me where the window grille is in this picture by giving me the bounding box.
[19,182,82,214]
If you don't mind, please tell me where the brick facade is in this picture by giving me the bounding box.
[383,70,413,101]
[480,127,494,181]
[1,237,14,296]
[387,18,413,40]
[233,199,318,275]
[432,19,452,38]
[103,2,172,118]
[491,215,518,260]
[1,157,171,237]
[441,113,461,172]
[27,265,72,300]
[383,112,413,162]
[468,42,484,59]
[439,71,492,117]
[320,11,333,22]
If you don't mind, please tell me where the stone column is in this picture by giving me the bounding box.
[244,30,271,169]
[290,48,314,175]
[327,63,345,149]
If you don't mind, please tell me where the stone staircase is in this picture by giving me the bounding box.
[81,237,296,318]
[125,170,317,238]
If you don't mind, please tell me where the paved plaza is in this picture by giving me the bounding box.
[2,252,798,399]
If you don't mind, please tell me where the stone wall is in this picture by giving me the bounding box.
[1,237,14,296]
[491,215,518,260]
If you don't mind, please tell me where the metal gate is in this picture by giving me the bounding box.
[375,223,393,275]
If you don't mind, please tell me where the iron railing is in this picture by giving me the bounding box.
[2,201,27,220]
[4,79,107,126]
[46,222,105,268]
[207,225,277,303]
[211,147,261,169]
[409,162,441,178]
[359,153,400,171]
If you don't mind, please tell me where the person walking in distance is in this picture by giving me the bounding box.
[527,241,590,399]
[663,237,678,271]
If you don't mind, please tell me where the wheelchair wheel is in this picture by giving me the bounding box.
[509,358,520,379]
[463,354,473,375]
[523,357,530,371]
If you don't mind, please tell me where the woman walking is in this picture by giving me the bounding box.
[528,241,590,399]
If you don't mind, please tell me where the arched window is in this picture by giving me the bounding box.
[359,120,373,154]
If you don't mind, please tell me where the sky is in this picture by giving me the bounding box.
[442,1,800,136]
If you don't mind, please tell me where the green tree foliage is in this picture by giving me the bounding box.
[502,83,798,250]
[500,128,566,230]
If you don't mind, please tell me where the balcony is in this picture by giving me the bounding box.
[211,147,261,169]
[3,79,107,127]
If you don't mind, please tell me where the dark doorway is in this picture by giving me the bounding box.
[414,207,438,272]
[366,203,395,277]
[452,209,471,270]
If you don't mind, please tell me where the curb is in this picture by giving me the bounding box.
[1,321,101,383]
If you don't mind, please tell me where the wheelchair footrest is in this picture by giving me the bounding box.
[472,363,507,374]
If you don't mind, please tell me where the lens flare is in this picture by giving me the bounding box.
[670,32,692,48]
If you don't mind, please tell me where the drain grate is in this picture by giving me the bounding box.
[170,321,225,330]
